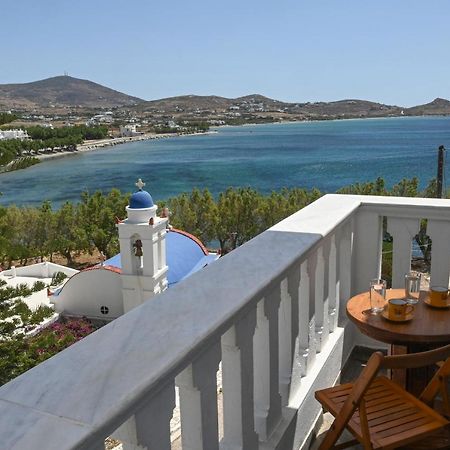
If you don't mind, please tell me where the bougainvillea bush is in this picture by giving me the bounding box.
[0,317,96,385]
[28,318,95,361]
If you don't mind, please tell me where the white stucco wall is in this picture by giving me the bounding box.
[2,262,78,279]
[0,274,52,311]
[53,269,123,319]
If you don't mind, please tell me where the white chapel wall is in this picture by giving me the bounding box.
[53,269,124,319]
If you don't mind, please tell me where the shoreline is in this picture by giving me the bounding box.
[213,113,449,130]
[5,113,448,166]
[36,114,435,162]
[34,130,217,162]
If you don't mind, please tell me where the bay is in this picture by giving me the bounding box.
[0,116,449,207]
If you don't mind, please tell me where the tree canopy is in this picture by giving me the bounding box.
[0,177,443,268]
[0,125,109,170]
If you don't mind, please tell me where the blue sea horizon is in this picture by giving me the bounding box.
[0,116,449,207]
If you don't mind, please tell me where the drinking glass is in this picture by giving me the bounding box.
[405,271,421,304]
[370,278,386,314]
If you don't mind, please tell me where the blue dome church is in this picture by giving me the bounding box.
[117,178,169,313]
[52,179,219,319]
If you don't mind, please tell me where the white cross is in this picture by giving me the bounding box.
[135,178,145,190]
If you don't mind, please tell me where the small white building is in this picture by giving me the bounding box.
[0,262,77,312]
[166,120,179,129]
[0,129,29,140]
[86,113,114,126]
[119,124,141,137]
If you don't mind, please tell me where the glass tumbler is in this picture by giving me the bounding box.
[405,271,421,304]
[370,278,386,314]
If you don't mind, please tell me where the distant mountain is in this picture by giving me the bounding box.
[404,98,450,116]
[135,93,287,111]
[136,95,232,112]
[0,76,144,110]
[0,75,448,120]
[290,99,402,118]
[134,94,402,120]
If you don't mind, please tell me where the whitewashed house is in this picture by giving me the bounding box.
[0,194,449,450]
[86,113,114,126]
[119,124,141,137]
[0,262,77,312]
[0,129,29,140]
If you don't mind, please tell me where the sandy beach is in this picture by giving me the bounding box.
[35,130,217,161]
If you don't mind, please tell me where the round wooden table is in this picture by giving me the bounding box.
[347,289,450,394]
[347,289,450,346]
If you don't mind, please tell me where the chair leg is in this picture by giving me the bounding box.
[332,439,360,449]
[318,421,361,450]
[439,376,450,416]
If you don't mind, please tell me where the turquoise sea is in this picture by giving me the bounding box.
[0,116,449,207]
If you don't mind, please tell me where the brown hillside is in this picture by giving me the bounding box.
[0,75,144,110]
[405,98,450,116]
[297,99,402,118]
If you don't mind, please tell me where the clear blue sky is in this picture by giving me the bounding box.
[2,0,449,106]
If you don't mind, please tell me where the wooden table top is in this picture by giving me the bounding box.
[347,289,450,345]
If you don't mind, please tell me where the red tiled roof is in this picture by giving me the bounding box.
[82,265,122,274]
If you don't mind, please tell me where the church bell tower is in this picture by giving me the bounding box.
[117,179,168,313]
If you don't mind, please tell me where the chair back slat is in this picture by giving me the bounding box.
[420,357,450,411]
[381,344,450,370]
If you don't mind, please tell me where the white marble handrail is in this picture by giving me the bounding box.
[1,194,450,450]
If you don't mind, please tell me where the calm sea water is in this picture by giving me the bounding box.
[0,116,449,207]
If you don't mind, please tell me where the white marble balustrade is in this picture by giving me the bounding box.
[1,195,450,450]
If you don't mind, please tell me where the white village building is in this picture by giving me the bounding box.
[0,262,77,312]
[119,124,141,137]
[0,129,29,140]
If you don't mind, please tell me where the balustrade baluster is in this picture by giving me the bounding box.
[427,219,450,287]
[176,342,221,450]
[298,255,318,375]
[221,309,259,450]
[352,210,383,295]
[287,265,302,395]
[297,262,310,377]
[387,217,420,288]
[112,381,175,450]
[338,221,352,324]
[327,235,338,333]
[307,254,318,367]
[253,290,282,441]
[278,278,292,406]
[314,246,328,352]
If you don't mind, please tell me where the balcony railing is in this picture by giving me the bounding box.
[1,194,450,450]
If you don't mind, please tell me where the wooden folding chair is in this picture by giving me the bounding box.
[315,344,450,450]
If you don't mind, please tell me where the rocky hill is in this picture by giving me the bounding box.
[0,76,143,110]
[136,94,232,112]
[134,94,285,113]
[404,98,450,116]
[294,99,402,118]
[134,94,402,121]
